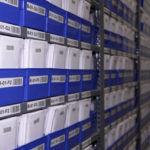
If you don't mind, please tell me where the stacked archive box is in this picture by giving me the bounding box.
[140,0,150,149]
[104,0,137,149]
[0,0,100,150]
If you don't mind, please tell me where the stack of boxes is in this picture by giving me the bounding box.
[0,0,99,150]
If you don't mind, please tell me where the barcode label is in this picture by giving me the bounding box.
[50,135,65,147]
[27,28,45,40]
[50,96,65,106]
[82,122,91,131]
[68,19,79,29]
[68,93,80,102]
[71,145,80,150]
[51,75,66,83]
[27,99,46,111]
[27,2,45,16]
[49,11,64,23]
[0,77,23,88]
[69,75,80,82]
[0,22,21,36]
[0,104,20,118]
[1,0,18,7]
[82,138,91,149]
[81,42,91,49]
[29,76,48,85]
[3,127,11,133]
[83,75,92,81]
[69,128,80,139]
[31,144,45,150]
[50,34,65,44]
[81,25,90,33]
[81,91,91,98]
[67,38,79,47]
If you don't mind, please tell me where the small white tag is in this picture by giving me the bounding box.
[81,91,91,98]
[27,2,45,16]
[50,96,65,105]
[0,104,21,118]
[81,25,90,33]
[27,28,45,40]
[82,137,91,149]
[50,34,65,44]
[51,75,66,83]
[49,11,64,23]
[83,75,92,81]
[69,128,80,139]
[81,42,91,49]
[0,77,23,88]
[50,135,65,147]
[31,144,45,150]
[1,0,18,7]
[29,76,48,85]
[82,122,91,131]
[69,75,80,82]
[71,145,80,150]
[68,19,79,29]
[67,38,79,47]
[0,22,21,35]
[27,99,46,111]
[68,93,80,102]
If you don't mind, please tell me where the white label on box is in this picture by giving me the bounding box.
[82,138,91,149]
[27,99,46,111]
[81,42,91,49]
[27,2,45,16]
[83,75,92,81]
[29,76,48,85]
[27,28,45,40]
[81,91,91,98]
[51,75,66,83]
[50,34,65,44]
[1,0,18,7]
[50,135,65,147]
[67,38,79,47]
[0,104,20,118]
[69,75,80,82]
[69,128,80,139]
[68,19,79,29]
[81,25,90,33]
[31,144,45,150]
[50,96,65,105]
[0,77,23,88]
[68,93,80,101]
[71,145,80,150]
[0,22,21,35]
[82,122,91,131]
[49,11,64,23]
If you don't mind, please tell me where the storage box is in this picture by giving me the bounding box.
[25,69,49,101]
[46,0,62,8]
[20,0,47,31]
[111,0,118,14]
[0,69,25,106]
[46,2,66,36]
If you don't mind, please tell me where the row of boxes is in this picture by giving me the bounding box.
[105,113,137,149]
[104,0,136,26]
[0,0,99,45]
[0,99,96,150]
[104,55,135,87]
[104,14,135,54]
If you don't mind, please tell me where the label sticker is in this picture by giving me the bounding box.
[69,75,80,82]
[67,38,79,47]
[27,2,45,16]
[49,11,64,23]
[68,19,79,29]
[29,76,48,85]
[82,138,91,149]
[81,24,90,33]
[27,99,46,111]
[69,128,80,139]
[81,42,91,49]
[50,34,65,44]
[27,28,45,40]
[50,96,65,106]
[51,75,66,83]
[50,135,65,147]
[71,145,80,150]
[82,122,91,131]
[0,22,21,35]
[83,74,92,81]
[81,91,91,98]
[0,104,21,118]
[1,0,18,7]
[31,144,45,150]
[0,77,23,88]
[68,93,80,102]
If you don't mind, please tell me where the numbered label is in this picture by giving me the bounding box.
[68,93,80,102]
[68,19,79,29]
[51,75,66,83]
[1,0,18,7]
[81,24,90,33]
[31,144,45,150]
[81,42,91,49]
[69,75,80,82]
[71,145,80,150]
[50,96,65,106]
[81,91,91,98]
[67,38,79,47]
[49,11,64,23]
[83,75,92,81]
[50,135,65,147]
[69,128,80,139]
[50,34,65,44]
[82,138,91,149]
[29,76,48,85]
[82,122,91,131]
